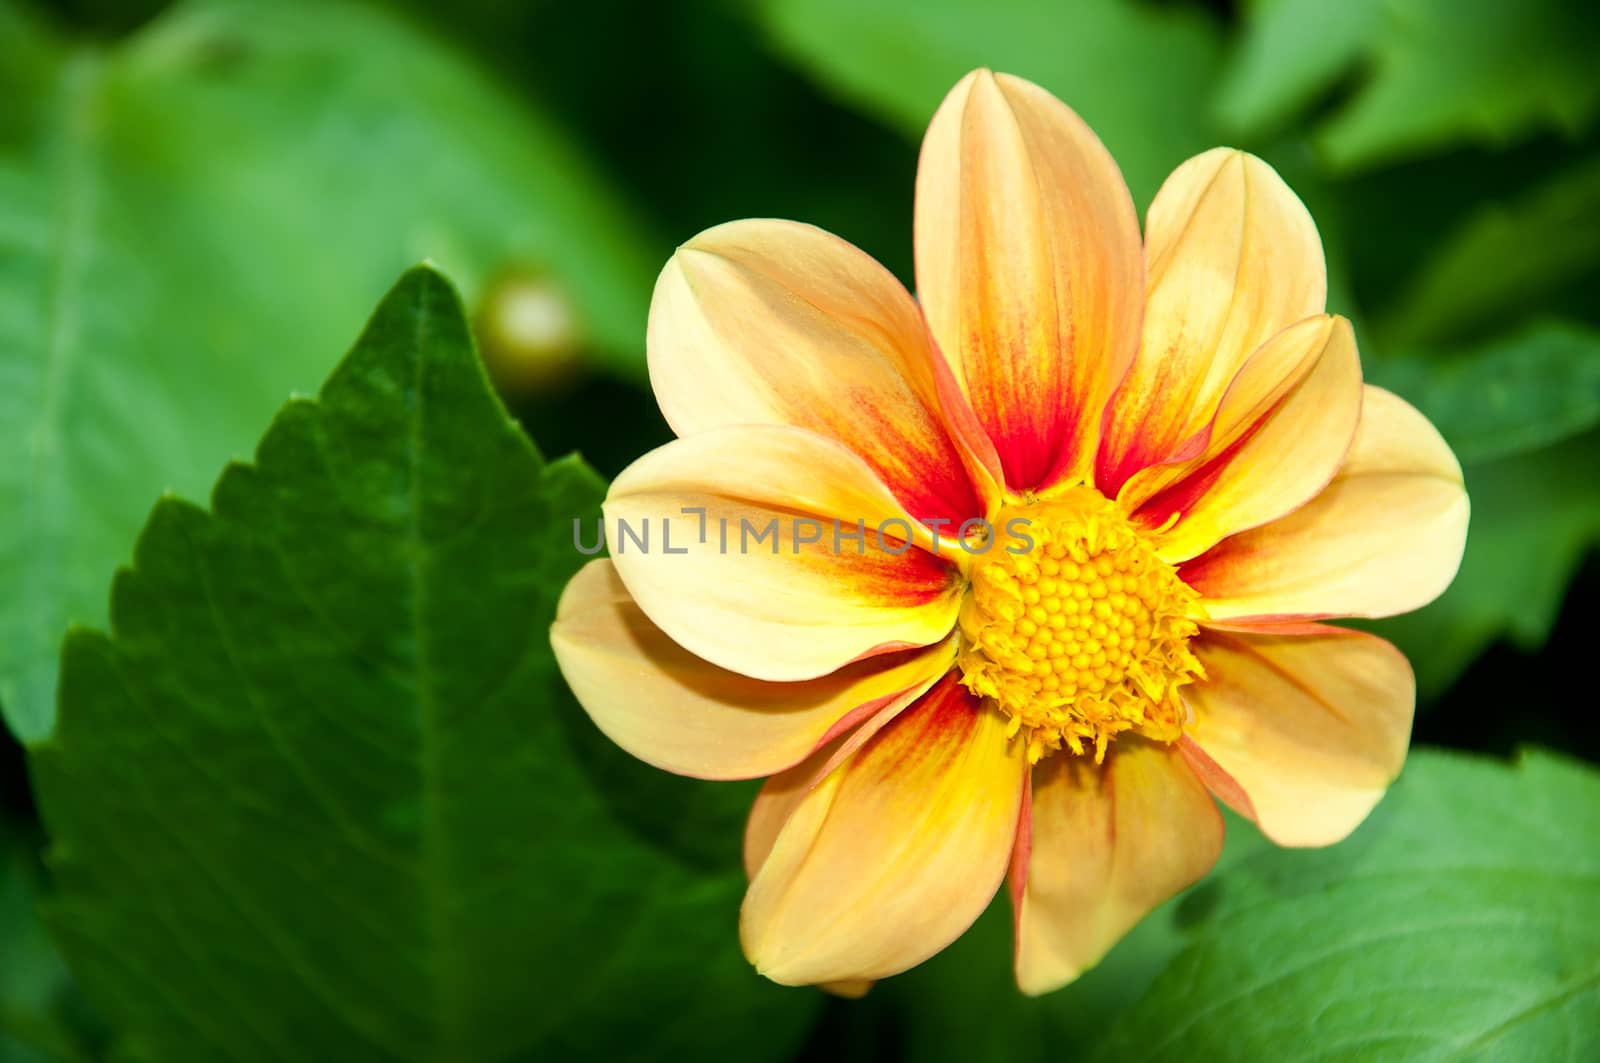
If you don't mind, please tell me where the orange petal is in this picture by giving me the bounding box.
[552,560,956,781]
[1129,315,1363,562]
[915,69,1143,493]
[1098,149,1327,496]
[1184,623,1413,847]
[1012,739,1222,995]
[741,673,1026,986]
[1182,386,1469,621]
[605,425,962,682]
[648,218,989,525]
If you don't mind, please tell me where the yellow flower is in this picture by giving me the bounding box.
[551,69,1469,996]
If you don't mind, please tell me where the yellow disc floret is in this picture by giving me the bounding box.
[957,486,1205,764]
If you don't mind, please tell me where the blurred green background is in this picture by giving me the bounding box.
[2,0,1598,1060]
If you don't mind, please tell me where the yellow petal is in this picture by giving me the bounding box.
[1182,386,1469,620]
[552,560,956,780]
[1184,623,1413,847]
[823,980,874,999]
[743,682,931,879]
[742,681,934,877]
[1013,739,1222,995]
[605,425,962,682]
[915,69,1143,493]
[741,674,1026,986]
[1098,149,1326,496]
[744,743,826,880]
[648,218,989,525]
[1131,315,1363,562]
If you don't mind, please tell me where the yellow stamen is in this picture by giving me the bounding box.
[957,486,1204,763]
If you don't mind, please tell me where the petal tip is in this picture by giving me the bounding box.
[822,978,874,1000]
[740,916,813,990]
[1013,950,1088,997]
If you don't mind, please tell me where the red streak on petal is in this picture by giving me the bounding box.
[1178,735,1256,821]
[850,671,983,785]
[925,326,1006,507]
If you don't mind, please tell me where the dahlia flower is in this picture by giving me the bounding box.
[551,69,1468,994]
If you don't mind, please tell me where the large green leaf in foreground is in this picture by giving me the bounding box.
[29,269,814,1062]
[1093,749,1600,1061]
[0,0,657,740]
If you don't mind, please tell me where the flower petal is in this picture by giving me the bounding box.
[744,741,833,880]
[648,218,988,525]
[605,425,963,682]
[1182,386,1469,621]
[552,560,956,781]
[743,674,936,879]
[915,69,1143,493]
[1184,623,1413,847]
[1098,149,1327,496]
[1012,738,1222,995]
[823,980,874,999]
[1131,315,1363,562]
[741,673,1026,986]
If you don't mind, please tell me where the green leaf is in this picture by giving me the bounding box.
[1382,157,1600,346]
[0,824,93,1063]
[1220,0,1600,169]
[1092,748,1600,1061]
[1317,0,1600,171]
[0,0,658,741]
[0,2,58,119]
[1215,0,1386,138]
[756,0,1223,206]
[1365,322,1600,465]
[1369,433,1600,697]
[28,268,816,1062]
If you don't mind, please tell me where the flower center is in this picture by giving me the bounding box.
[956,486,1205,764]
